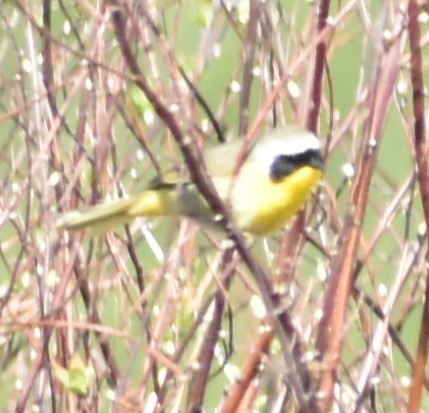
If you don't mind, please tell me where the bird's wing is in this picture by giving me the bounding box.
[204,138,256,177]
[147,138,252,188]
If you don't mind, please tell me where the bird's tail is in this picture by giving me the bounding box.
[56,189,175,233]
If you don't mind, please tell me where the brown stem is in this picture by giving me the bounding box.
[406,2,429,412]
[306,0,330,133]
[316,16,405,412]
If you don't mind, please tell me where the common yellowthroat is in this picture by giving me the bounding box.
[57,126,324,236]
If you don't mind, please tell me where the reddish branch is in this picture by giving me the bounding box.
[315,17,405,413]
[306,0,330,133]
[406,2,429,413]
[220,324,273,413]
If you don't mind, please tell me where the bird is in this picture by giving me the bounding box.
[56,126,324,236]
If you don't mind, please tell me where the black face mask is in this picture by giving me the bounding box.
[269,149,324,181]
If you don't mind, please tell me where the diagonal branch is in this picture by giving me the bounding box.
[109,4,320,411]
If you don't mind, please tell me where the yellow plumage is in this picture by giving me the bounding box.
[57,126,324,236]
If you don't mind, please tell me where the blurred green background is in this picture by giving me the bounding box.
[0,1,427,412]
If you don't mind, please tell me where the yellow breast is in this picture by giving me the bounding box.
[227,165,322,236]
